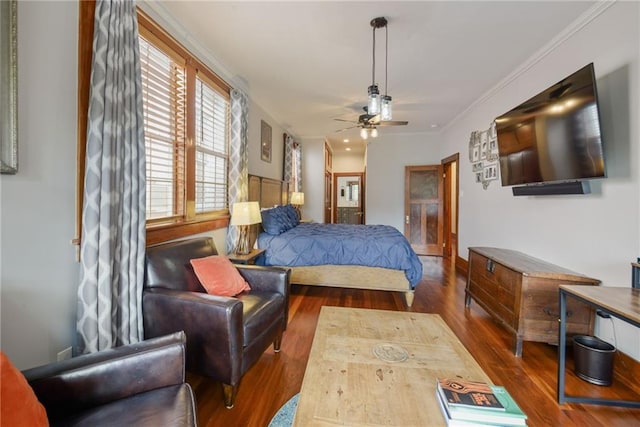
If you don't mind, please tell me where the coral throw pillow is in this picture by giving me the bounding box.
[0,351,49,427]
[190,256,251,297]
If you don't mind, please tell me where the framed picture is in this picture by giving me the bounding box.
[483,163,498,181]
[1,0,18,174]
[479,131,488,160]
[261,120,272,163]
[468,131,479,162]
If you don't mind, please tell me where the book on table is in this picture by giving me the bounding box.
[436,378,527,426]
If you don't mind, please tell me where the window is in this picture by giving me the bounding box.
[77,4,232,246]
[138,15,230,227]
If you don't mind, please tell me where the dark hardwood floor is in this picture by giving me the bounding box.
[188,257,640,426]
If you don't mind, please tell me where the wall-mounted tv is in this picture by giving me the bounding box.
[495,63,606,194]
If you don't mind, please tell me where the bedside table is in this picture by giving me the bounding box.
[227,248,265,265]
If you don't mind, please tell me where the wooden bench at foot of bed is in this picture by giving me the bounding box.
[286,265,415,307]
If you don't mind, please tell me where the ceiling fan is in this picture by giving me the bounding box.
[333,16,408,139]
[334,106,408,136]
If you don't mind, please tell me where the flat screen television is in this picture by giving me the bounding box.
[495,63,606,190]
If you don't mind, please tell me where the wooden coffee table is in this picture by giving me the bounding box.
[293,306,494,426]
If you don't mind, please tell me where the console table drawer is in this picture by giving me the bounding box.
[465,247,600,357]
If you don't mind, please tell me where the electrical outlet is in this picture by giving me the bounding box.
[596,310,611,319]
[57,346,72,361]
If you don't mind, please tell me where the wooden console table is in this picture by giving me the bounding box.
[558,285,640,407]
[466,247,600,356]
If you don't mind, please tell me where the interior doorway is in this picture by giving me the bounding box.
[441,154,459,261]
[404,165,443,256]
[333,172,365,224]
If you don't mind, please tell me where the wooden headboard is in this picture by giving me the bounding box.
[248,175,289,246]
[248,175,289,208]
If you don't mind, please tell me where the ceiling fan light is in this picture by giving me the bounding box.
[381,95,392,121]
[370,128,378,138]
[367,85,381,115]
[360,127,369,139]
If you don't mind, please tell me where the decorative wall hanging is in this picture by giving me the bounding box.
[261,120,272,163]
[469,121,499,189]
[1,0,18,174]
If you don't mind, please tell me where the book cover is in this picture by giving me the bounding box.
[436,383,527,426]
[437,378,504,411]
[436,391,528,426]
[436,391,492,427]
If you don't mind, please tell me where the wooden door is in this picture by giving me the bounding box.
[441,153,459,259]
[324,143,333,223]
[324,171,332,223]
[404,165,443,256]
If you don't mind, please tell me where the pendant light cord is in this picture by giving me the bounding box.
[372,26,376,86]
[384,25,388,96]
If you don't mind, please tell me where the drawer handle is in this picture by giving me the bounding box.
[543,307,572,318]
[485,259,495,273]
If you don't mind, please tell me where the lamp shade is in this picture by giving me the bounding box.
[230,201,261,226]
[290,192,305,205]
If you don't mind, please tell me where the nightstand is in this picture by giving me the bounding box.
[227,248,266,265]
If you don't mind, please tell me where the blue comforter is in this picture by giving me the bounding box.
[257,223,423,288]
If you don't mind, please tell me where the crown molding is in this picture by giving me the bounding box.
[136,1,250,94]
[443,1,617,132]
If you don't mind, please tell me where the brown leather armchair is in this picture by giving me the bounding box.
[143,237,290,408]
[23,331,197,426]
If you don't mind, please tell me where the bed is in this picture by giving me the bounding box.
[249,175,422,306]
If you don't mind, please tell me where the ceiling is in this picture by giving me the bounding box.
[144,1,597,153]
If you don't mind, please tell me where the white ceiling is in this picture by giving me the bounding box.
[144,1,597,153]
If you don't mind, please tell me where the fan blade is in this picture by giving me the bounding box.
[334,125,358,133]
[365,114,381,124]
[378,120,408,126]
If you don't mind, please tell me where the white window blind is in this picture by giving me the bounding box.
[195,77,229,213]
[139,36,186,220]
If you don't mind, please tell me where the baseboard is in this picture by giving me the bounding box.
[456,256,468,275]
[613,350,640,394]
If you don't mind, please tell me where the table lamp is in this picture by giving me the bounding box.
[230,201,261,255]
[290,192,304,218]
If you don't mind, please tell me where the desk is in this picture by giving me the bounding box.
[557,285,640,407]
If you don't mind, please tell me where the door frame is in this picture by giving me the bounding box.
[332,172,365,224]
[441,153,459,262]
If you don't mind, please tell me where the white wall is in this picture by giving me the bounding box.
[439,2,640,358]
[247,98,287,181]
[1,1,79,369]
[366,133,442,230]
[332,151,365,172]
[299,137,325,222]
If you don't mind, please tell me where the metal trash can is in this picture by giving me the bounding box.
[573,335,615,386]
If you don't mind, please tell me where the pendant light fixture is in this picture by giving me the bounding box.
[368,17,393,121]
[359,126,379,140]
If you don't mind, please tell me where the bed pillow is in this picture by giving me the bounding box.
[261,206,294,235]
[283,204,300,227]
[190,256,251,296]
[0,351,49,427]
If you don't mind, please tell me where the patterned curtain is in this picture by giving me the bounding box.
[284,134,303,192]
[226,88,249,253]
[77,0,146,354]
